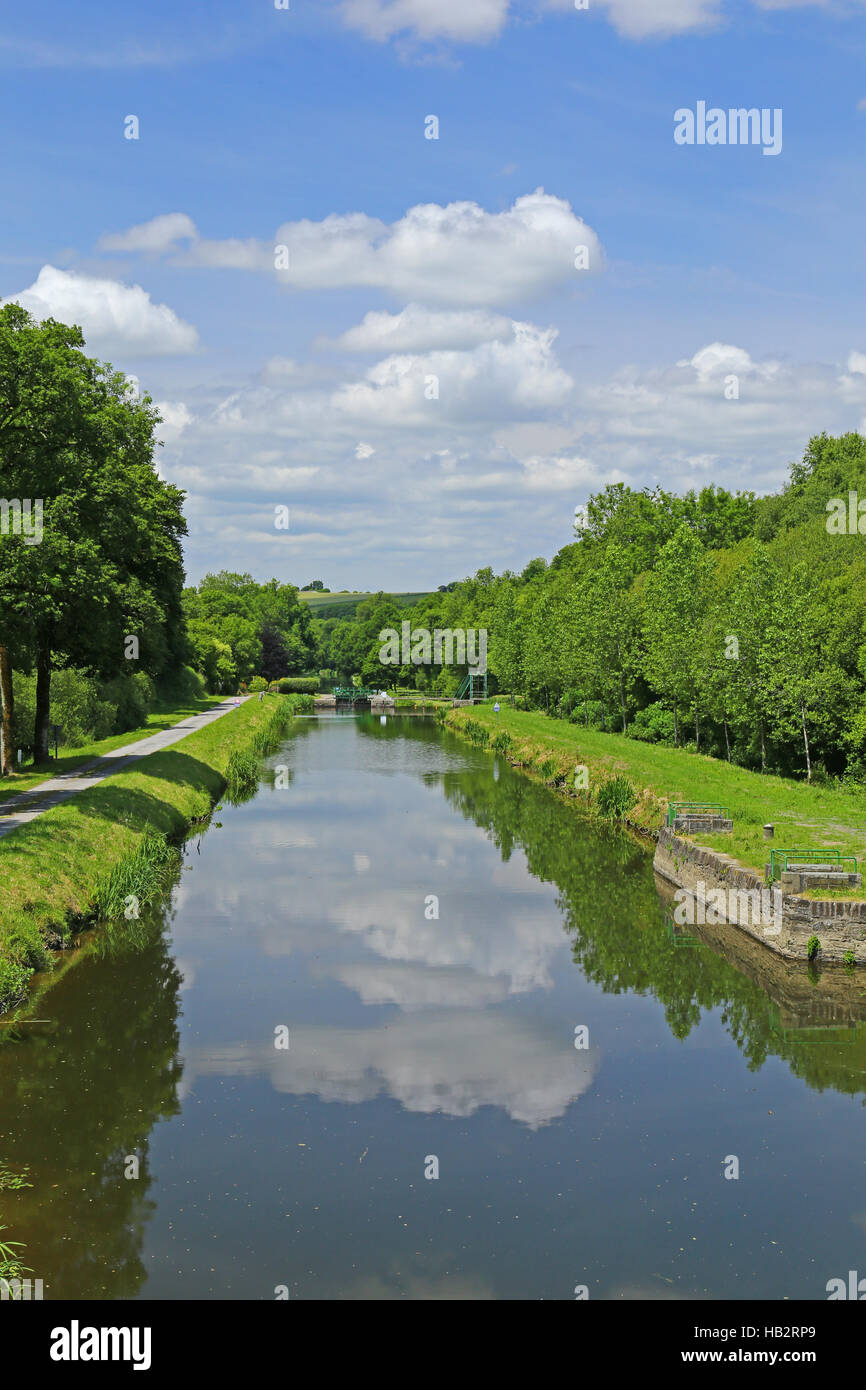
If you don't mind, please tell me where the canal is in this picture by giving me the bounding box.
[2,713,865,1300]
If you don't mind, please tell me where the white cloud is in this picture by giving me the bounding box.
[338,0,510,43]
[355,441,375,458]
[683,341,778,382]
[847,350,866,375]
[331,322,573,427]
[595,0,722,36]
[154,400,194,443]
[100,190,604,307]
[99,212,198,253]
[332,304,513,352]
[2,265,198,357]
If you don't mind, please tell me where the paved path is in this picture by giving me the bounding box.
[0,697,250,842]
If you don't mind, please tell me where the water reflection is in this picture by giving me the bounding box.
[3,713,866,1302]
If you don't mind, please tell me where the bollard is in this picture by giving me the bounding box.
[763,824,774,840]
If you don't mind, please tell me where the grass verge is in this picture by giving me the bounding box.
[0,695,297,1014]
[443,705,866,876]
[0,694,224,799]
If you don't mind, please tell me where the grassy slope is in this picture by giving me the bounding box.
[0,694,224,799]
[445,705,866,876]
[0,696,292,1012]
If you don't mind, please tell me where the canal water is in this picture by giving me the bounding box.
[2,714,865,1300]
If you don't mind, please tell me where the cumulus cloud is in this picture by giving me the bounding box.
[331,322,574,426]
[1,265,198,357]
[100,190,604,307]
[331,304,513,352]
[154,335,866,585]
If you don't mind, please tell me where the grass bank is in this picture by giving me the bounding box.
[443,705,866,877]
[0,695,297,1014]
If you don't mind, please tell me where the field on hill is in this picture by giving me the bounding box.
[298,590,432,619]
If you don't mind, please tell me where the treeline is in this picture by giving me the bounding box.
[319,433,866,782]
[183,572,316,693]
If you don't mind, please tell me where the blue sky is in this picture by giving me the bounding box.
[2,0,866,588]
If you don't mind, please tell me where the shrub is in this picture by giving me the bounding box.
[491,730,513,756]
[277,677,319,694]
[626,702,676,744]
[596,774,637,820]
[100,671,156,733]
[158,664,205,702]
[12,668,117,752]
[806,935,821,962]
[248,676,268,693]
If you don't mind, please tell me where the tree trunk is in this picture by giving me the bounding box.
[0,644,14,776]
[673,698,678,746]
[34,642,52,763]
[801,699,812,783]
[723,717,731,763]
[760,719,766,774]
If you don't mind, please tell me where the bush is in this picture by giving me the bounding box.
[596,774,637,820]
[806,935,821,962]
[99,671,156,733]
[158,664,205,703]
[12,668,117,752]
[248,676,268,693]
[626,702,676,744]
[277,677,319,694]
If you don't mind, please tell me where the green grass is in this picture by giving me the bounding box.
[0,696,297,1014]
[0,693,224,800]
[444,705,866,876]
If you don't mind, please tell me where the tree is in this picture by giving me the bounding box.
[642,527,709,745]
[0,304,187,760]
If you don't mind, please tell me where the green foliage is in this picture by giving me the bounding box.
[596,774,637,820]
[806,935,822,961]
[93,829,180,921]
[248,676,268,692]
[225,749,259,798]
[276,677,319,693]
[627,702,677,744]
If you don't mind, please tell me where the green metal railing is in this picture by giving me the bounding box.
[454,671,488,701]
[666,801,730,827]
[333,686,377,701]
[768,848,858,881]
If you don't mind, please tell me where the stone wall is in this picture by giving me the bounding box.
[653,826,866,962]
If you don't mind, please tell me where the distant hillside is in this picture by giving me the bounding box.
[298,590,432,620]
